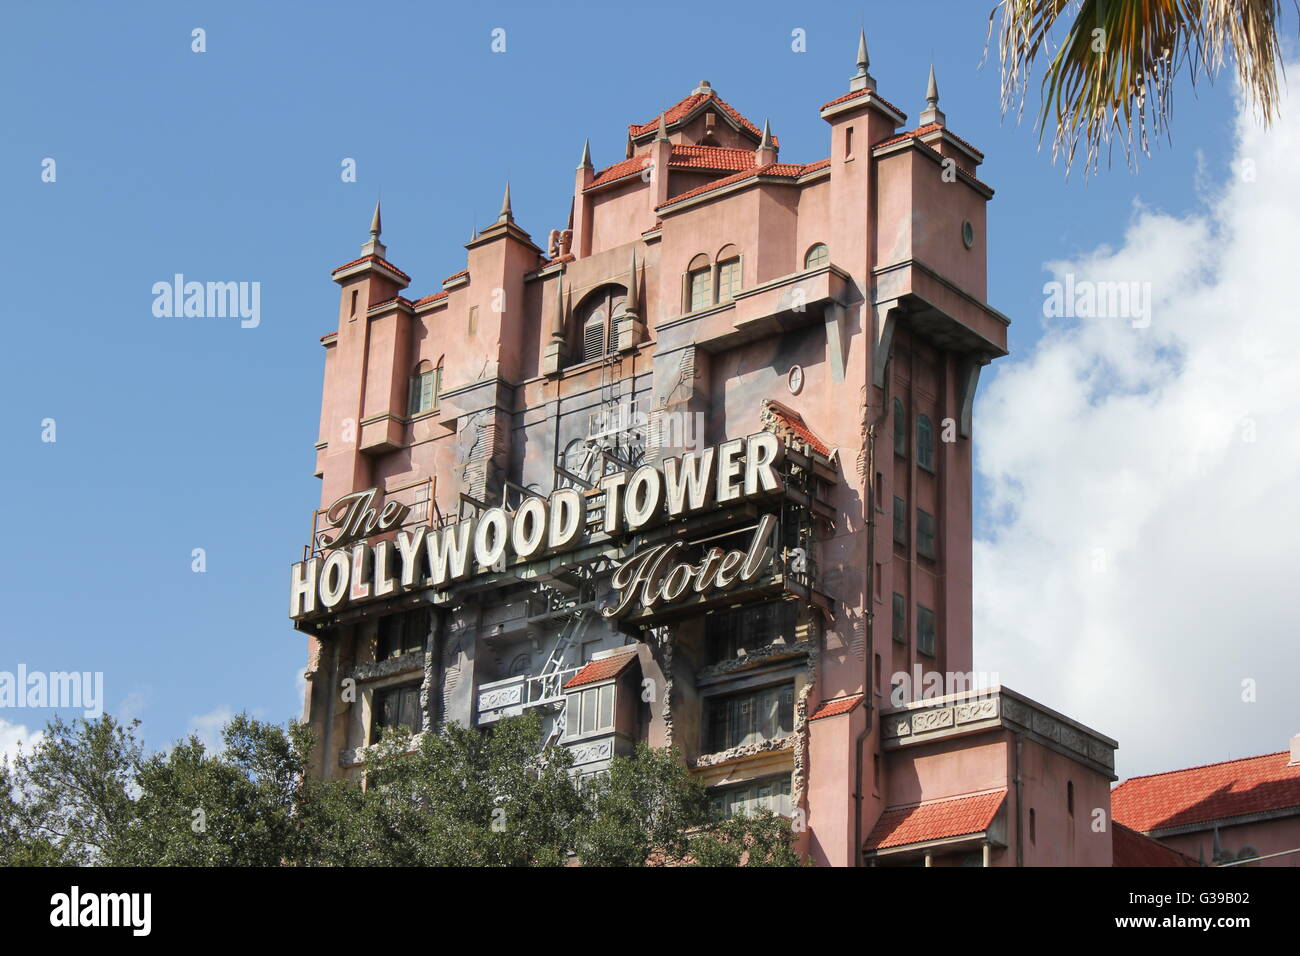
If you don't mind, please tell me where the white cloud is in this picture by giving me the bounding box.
[0,718,43,767]
[974,70,1300,780]
[188,706,233,752]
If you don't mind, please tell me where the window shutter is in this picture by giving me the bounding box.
[582,317,605,362]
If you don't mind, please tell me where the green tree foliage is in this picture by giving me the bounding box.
[1,710,799,867]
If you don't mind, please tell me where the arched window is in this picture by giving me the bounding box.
[717,244,741,303]
[893,398,906,456]
[916,414,935,471]
[686,253,711,312]
[576,284,626,363]
[804,243,829,269]
[408,359,441,415]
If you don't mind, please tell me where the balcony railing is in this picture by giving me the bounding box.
[476,666,583,726]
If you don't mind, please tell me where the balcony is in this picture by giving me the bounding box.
[476,667,582,726]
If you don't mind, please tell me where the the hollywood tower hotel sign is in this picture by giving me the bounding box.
[290,432,792,622]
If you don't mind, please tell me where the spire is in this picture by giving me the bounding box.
[498,182,513,223]
[850,28,876,92]
[551,271,566,338]
[578,137,592,170]
[756,118,777,164]
[360,200,386,257]
[655,112,669,142]
[920,63,946,126]
[625,249,639,315]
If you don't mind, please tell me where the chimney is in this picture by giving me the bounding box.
[1289,732,1300,766]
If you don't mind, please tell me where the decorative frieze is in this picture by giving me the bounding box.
[881,688,1117,778]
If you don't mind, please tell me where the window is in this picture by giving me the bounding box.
[1029,808,1037,845]
[565,683,615,738]
[575,285,626,363]
[916,508,936,560]
[717,257,741,302]
[803,243,828,269]
[581,314,606,362]
[371,682,422,742]
[468,306,478,333]
[893,398,906,456]
[844,126,854,158]
[708,775,792,819]
[707,601,796,663]
[1067,780,1075,817]
[893,496,907,547]
[350,289,359,318]
[408,362,440,416]
[917,604,936,657]
[688,266,712,311]
[892,593,906,644]
[706,683,794,753]
[916,415,935,471]
[377,608,428,660]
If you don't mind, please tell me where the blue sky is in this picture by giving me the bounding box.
[0,2,1285,770]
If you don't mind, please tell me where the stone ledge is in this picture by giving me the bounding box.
[880,686,1117,779]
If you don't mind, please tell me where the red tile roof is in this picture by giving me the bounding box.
[657,161,812,209]
[820,87,907,120]
[563,650,639,689]
[413,290,449,306]
[865,790,1006,851]
[629,90,773,144]
[1111,750,1300,833]
[588,144,761,191]
[669,144,756,171]
[763,401,831,457]
[443,269,469,283]
[809,695,864,721]
[1112,823,1202,867]
[875,122,984,159]
[331,254,411,281]
[588,154,652,189]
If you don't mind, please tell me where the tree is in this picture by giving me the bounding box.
[574,743,709,866]
[2,710,802,867]
[688,809,803,867]
[991,0,1288,171]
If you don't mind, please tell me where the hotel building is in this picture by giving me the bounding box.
[292,34,1123,866]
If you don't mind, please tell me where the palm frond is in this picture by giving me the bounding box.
[990,0,1288,174]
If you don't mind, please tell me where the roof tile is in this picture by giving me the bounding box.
[809,695,864,721]
[563,650,639,689]
[1112,750,1300,833]
[864,790,1006,851]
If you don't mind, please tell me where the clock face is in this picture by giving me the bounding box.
[788,364,804,394]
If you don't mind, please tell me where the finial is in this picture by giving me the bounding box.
[656,112,669,142]
[578,137,592,170]
[369,201,382,240]
[920,63,946,126]
[850,29,876,92]
[498,182,513,223]
[625,249,639,314]
[759,118,774,150]
[692,79,713,96]
[551,271,566,338]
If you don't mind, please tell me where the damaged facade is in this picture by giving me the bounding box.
[292,34,1120,866]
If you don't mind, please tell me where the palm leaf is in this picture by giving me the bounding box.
[990,0,1288,174]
